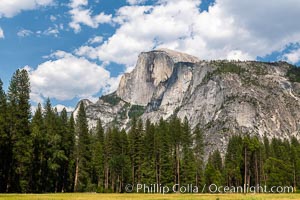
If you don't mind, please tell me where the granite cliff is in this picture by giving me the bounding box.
[74,49,300,156]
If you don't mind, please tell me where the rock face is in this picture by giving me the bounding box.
[116,49,200,105]
[74,49,300,157]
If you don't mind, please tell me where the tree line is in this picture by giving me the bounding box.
[0,69,300,193]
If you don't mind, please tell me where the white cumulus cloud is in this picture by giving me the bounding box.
[27,51,116,103]
[282,48,300,64]
[0,0,53,18]
[69,0,112,33]
[54,104,75,112]
[75,0,300,70]
[88,36,103,44]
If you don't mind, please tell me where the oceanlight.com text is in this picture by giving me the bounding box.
[125,184,294,194]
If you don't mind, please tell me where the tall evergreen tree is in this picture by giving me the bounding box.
[169,116,182,189]
[264,138,293,187]
[104,127,113,191]
[43,99,67,192]
[74,102,91,192]
[155,118,173,186]
[110,127,127,192]
[58,108,73,192]
[0,79,9,192]
[181,117,196,186]
[91,119,105,191]
[67,113,76,192]
[30,103,45,192]
[290,137,300,191]
[128,117,143,187]
[193,125,205,187]
[119,129,130,192]
[211,149,223,172]
[7,69,32,192]
[224,135,243,187]
[141,119,156,185]
[205,152,223,189]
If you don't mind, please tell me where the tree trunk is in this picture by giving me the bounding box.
[132,163,135,186]
[74,157,79,192]
[159,156,161,186]
[176,145,180,192]
[195,171,198,187]
[61,166,66,193]
[120,169,124,193]
[138,161,141,184]
[255,152,259,192]
[294,163,297,192]
[117,175,120,193]
[156,157,159,185]
[247,169,250,192]
[244,147,247,193]
[111,174,115,193]
[105,166,109,190]
[259,149,262,192]
[97,176,100,188]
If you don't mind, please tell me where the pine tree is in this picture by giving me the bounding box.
[193,125,205,188]
[248,137,260,191]
[155,118,173,186]
[30,103,45,192]
[67,114,76,192]
[59,108,74,192]
[141,119,156,185]
[264,138,293,187]
[181,117,196,186]
[0,79,9,192]
[7,69,32,192]
[263,135,270,159]
[91,119,105,191]
[211,149,223,172]
[43,99,67,192]
[224,135,243,187]
[181,145,196,186]
[128,117,143,187]
[119,129,130,192]
[261,135,270,185]
[205,152,223,189]
[110,127,127,192]
[290,137,300,191]
[243,136,250,193]
[53,107,68,192]
[74,102,91,192]
[104,127,113,191]
[169,116,182,189]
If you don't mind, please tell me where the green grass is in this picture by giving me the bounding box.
[0,193,300,200]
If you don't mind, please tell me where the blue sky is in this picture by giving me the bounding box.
[0,0,300,111]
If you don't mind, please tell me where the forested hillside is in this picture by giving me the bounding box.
[0,69,300,193]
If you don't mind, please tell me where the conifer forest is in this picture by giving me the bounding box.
[0,69,299,193]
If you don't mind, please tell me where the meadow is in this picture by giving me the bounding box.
[0,193,300,200]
